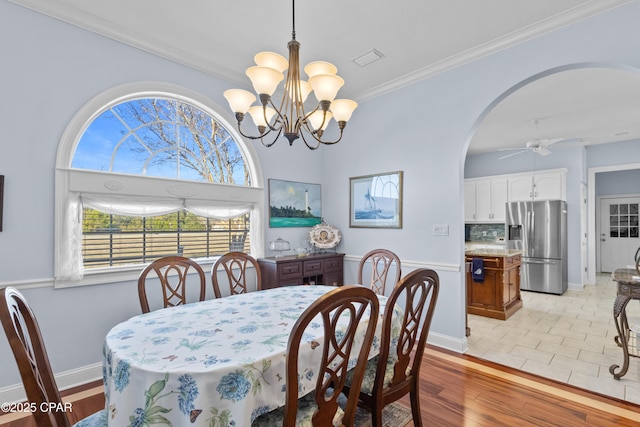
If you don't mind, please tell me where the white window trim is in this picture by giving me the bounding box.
[54,82,265,288]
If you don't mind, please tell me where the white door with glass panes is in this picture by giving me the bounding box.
[599,197,640,272]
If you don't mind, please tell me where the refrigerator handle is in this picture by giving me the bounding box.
[527,209,533,257]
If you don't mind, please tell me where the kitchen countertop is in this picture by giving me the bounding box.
[465,248,523,257]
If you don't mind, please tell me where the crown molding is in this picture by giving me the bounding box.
[8,0,633,102]
[355,0,633,101]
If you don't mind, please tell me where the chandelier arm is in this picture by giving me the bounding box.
[268,98,288,132]
[236,126,269,141]
[259,127,284,148]
[299,130,321,150]
[299,121,346,147]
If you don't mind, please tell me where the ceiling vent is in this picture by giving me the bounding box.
[352,49,385,67]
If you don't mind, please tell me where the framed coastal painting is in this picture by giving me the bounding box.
[349,171,403,228]
[269,179,322,228]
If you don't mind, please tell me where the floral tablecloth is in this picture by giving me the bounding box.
[102,285,399,427]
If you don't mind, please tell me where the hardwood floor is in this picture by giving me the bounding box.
[2,344,640,426]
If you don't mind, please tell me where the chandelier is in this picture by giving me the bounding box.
[223,0,357,150]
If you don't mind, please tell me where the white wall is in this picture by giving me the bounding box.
[4,0,640,394]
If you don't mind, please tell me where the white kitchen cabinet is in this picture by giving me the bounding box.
[489,178,508,221]
[534,171,565,200]
[508,170,566,201]
[465,178,508,222]
[507,175,533,201]
[464,181,477,222]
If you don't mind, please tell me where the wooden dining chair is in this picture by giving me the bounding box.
[345,268,439,427]
[0,287,107,427]
[252,285,380,427]
[357,249,402,296]
[137,256,206,313]
[211,251,262,298]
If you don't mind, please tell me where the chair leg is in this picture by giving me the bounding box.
[371,406,384,427]
[410,388,422,427]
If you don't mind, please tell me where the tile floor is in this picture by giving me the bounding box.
[466,273,640,404]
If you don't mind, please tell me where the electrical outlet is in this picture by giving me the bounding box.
[433,224,449,236]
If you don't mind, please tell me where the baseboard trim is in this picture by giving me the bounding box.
[428,331,467,354]
[568,281,583,291]
[0,363,102,403]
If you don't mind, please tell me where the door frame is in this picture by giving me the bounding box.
[588,162,640,284]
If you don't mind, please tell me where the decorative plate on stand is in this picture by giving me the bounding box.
[309,222,341,250]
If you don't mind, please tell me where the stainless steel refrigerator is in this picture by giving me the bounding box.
[505,200,567,294]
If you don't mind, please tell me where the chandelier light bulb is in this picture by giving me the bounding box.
[246,66,284,96]
[330,99,358,122]
[223,89,256,114]
[254,51,288,72]
[308,74,344,102]
[308,110,333,131]
[248,105,277,128]
[304,61,338,78]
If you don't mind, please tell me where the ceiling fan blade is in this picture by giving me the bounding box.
[537,147,552,156]
[541,137,565,146]
[498,147,527,152]
[498,150,528,160]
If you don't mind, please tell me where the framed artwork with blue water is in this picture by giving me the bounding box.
[269,179,322,228]
[350,171,403,228]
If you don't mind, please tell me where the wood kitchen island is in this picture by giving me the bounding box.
[465,248,523,320]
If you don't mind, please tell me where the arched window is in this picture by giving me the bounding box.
[54,83,264,287]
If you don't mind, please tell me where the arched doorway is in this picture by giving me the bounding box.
[463,64,640,402]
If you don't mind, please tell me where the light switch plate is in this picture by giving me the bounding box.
[433,224,449,236]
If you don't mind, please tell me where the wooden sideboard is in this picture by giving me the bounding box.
[257,253,344,289]
[465,250,523,320]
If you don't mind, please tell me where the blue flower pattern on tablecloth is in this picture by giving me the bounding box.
[150,336,170,345]
[103,285,398,427]
[111,328,135,339]
[217,371,251,402]
[178,374,199,414]
[204,355,231,366]
[232,339,252,352]
[152,326,178,334]
[189,329,220,337]
[113,359,130,392]
[128,408,145,427]
[238,324,258,334]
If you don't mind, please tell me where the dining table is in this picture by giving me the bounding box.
[102,285,401,426]
[609,267,640,379]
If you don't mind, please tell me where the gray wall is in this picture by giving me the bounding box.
[4,0,640,391]
[595,167,640,196]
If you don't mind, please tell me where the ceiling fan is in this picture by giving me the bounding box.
[498,119,582,160]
